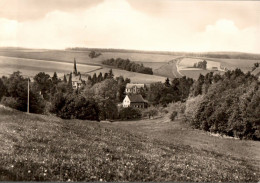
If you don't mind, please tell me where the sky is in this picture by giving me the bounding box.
[0,0,259,53]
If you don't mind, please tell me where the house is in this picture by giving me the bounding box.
[123,94,148,108]
[125,83,145,94]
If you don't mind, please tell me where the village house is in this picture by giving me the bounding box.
[123,94,148,108]
[125,83,145,94]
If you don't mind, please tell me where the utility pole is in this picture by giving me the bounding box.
[27,78,29,113]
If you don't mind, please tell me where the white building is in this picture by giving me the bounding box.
[123,94,148,108]
[125,83,145,94]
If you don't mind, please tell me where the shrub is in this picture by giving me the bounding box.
[119,107,142,120]
[170,111,178,121]
[1,96,20,109]
[142,107,159,119]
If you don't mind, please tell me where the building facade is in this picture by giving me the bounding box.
[123,94,148,109]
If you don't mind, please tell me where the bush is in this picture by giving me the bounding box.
[1,96,20,109]
[170,111,178,121]
[119,107,142,120]
[142,107,159,119]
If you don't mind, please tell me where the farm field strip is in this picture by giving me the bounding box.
[0,56,101,78]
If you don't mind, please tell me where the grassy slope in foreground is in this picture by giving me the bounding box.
[0,105,259,182]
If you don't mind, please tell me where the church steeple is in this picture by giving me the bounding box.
[73,58,78,75]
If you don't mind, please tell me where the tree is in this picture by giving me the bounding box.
[89,51,101,58]
[0,78,7,100]
[108,69,114,79]
[92,73,97,84]
[52,72,59,85]
[63,74,67,83]
[67,73,73,91]
[97,72,103,82]
[33,72,52,100]
[164,78,170,87]
[2,71,45,114]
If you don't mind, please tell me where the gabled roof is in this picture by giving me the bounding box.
[126,83,145,89]
[127,94,147,103]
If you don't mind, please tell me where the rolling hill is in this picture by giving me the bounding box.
[0,105,259,181]
[0,47,258,81]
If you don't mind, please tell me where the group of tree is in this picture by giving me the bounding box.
[145,77,194,106]
[87,69,115,86]
[0,71,46,114]
[102,58,153,75]
[193,60,207,70]
[186,69,260,140]
[88,51,102,59]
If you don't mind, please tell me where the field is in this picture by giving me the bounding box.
[87,68,166,83]
[0,48,179,65]
[206,58,257,72]
[154,59,183,79]
[0,48,258,81]
[0,105,259,181]
[0,56,101,78]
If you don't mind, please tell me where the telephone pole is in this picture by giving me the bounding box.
[27,78,29,113]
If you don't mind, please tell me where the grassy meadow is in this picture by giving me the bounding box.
[0,105,259,182]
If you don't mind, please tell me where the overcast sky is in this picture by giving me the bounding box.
[0,0,259,53]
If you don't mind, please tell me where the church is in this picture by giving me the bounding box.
[65,58,85,89]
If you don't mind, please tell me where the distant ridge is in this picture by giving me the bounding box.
[1,46,260,60]
[67,47,260,60]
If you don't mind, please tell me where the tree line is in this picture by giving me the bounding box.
[185,69,260,140]
[102,58,153,75]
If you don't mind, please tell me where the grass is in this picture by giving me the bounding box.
[87,68,166,83]
[0,105,259,182]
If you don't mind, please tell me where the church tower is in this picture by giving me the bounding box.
[73,58,78,75]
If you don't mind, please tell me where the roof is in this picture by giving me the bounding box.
[126,83,145,89]
[127,94,147,103]
[251,67,260,77]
